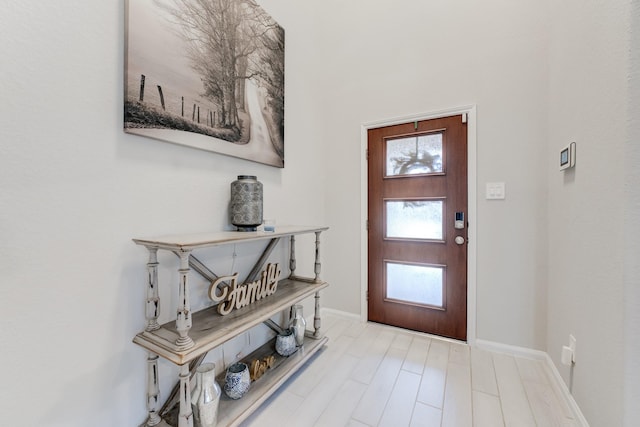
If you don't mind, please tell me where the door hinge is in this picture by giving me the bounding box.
[366,220,369,230]
[366,149,369,160]
[366,290,369,300]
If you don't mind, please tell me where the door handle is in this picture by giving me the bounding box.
[455,236,465,245]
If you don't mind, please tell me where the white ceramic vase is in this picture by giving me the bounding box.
[191,363,221,427]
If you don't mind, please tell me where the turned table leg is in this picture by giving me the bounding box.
[144,247,162,426]
[313,291,322,338]
[175,250,194,350]
[313,231,322,337]
[145,247,160,332]
[177,364,193,427]
[289,235,296,277]
[314,231,322,283]
[145,352,162,426]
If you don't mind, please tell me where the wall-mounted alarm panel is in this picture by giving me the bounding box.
[560,142,576,170]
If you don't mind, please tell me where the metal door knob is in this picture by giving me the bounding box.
[455,236,465,245]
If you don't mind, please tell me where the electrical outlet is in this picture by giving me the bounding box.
[561,346,573,366]
[569,334,576,362]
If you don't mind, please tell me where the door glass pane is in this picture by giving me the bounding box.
[386,133,443,177]
[386,200,443,240]
[386,262,444,307]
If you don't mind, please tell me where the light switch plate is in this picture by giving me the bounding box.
[486,182,505,200]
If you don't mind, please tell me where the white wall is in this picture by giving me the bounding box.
[625,3,640,425]
[0,1,324,425]
[546,1,633,425]
[317,0,550,350]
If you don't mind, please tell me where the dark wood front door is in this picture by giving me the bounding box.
[367,115,468,340]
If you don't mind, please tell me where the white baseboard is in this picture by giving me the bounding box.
[475,339,548,360]
[476,339,589,426]
[542,352,590,427]
[320,307,361,321]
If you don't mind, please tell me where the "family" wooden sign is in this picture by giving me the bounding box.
[208,263,282,315]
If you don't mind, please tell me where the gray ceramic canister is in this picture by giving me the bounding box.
[230,175,263,231]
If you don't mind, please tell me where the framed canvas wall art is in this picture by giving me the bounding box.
[125,0,285,168]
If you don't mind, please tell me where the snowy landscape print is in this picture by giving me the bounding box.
[125,0,285,167]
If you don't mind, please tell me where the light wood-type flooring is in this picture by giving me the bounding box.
[240,312,578,427]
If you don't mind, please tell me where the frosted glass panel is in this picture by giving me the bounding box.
[386,200,443,240]
[386,133,443,176]
[386,262,444,307]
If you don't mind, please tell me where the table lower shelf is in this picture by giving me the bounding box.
[161,333,328,427]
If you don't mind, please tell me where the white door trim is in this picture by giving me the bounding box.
[360,105,477,345]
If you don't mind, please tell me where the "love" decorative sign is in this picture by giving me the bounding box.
[208,263,281,315]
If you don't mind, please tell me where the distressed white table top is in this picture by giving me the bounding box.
[133,225,328,251]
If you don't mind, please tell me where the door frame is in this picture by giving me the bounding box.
[360,105,477,344]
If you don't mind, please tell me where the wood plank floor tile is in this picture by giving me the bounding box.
[317,312,340,332]
[341,318,369,338]
[470,347,499,396]
[472,390,504,427]
[516,354,575,420]
[378,370,422,427]
[287,334,353,397]
[351,346,409,426]
[287,353,360,426]
[417,340,450,409]
[403,337,431,375]
[410,402,443,427]
[239,389,302,426]
[493,353,536,427]
[313,379,368,427]
[323,318,353,341]
[346,322,383,359]
[350,329,395,385]
[515,357,550,384]
[544,370,578,420]
[441,360,472,427]
[346,419,371,427]
[390,331,414,350]
[449,341,471,365]
[523,380,578,427]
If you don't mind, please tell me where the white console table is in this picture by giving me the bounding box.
[132,226,329,427]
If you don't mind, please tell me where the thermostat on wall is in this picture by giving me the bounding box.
[560,142,576,170]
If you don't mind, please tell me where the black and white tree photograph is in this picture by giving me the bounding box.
[125,0,285,167]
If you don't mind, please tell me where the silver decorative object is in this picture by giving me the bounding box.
[288,304,306,346]
[223,362,250,400]
[191,363,221,427]
[275,329,297,357]
[230,175,263,231]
